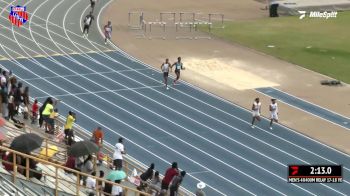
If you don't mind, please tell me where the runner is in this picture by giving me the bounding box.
[161,58,171,90]
[82,11,94,37]
[104,21,112,44]
[269,98,278,130]
[251,97,261,128]
[171,57,185,85]
[90,0,97,12]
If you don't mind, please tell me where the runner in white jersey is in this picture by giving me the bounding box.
[269,98,278,130]
[251,97,261,128]
[161,58,171,90]
[104,21,112,44]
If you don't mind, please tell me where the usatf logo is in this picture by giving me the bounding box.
[8,5,28,27]
[298,11,338,20]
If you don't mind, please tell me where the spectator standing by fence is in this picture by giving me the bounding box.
[1,86,8,119]
[42,98,54,132]
[8,91,15,121]
[92,126,104,164]
[169,171,186,196]
[161,162,179,192]
[31,99,38,124]
[195,182,206,196]
[22,86,30,119]
[39,97,52,128]
[112,137,125,169]
[64,111,76,141]
[13,82,23,114]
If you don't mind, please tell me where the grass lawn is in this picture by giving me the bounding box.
[201,12,350,83]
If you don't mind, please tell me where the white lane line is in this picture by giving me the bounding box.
[254,89,350,131]
[33,84,165,99]
[188,171,211,175]
[22,68,152,81]
[0,44,230,196]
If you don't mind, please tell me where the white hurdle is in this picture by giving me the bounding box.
[148,21,167,40]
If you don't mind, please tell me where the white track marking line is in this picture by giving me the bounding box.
[22,68,151,81]
[254,89,350,131]
[188,171,211,175]
[33,84,165,99]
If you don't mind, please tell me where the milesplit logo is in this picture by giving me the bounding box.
[298,11,338,19]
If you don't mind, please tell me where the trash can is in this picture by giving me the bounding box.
[270,3,279,17]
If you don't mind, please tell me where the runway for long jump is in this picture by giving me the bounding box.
[0,0,350,195]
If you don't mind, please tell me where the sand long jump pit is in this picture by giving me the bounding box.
[185,57,279,90]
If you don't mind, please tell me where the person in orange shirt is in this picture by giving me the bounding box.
[92,127,104,164]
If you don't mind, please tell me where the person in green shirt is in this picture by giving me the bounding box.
[42,99,54,132]
[64,111,76,145]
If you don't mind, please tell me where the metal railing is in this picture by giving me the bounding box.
[0,146,151,196]
[53,117,193,196]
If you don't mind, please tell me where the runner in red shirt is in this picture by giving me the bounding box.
[161,162,179,191]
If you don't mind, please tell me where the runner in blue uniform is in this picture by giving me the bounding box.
[171,57,185,85]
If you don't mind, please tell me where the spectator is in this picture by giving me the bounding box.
[138,163,155,190]
[8,91,15,121]
[21,155,42,180]
[140,163,154,181]
[64,111,76,141]
[111,179,123,196]
[161,162,178,191]
[22,86,30,119]
[81,155,94,185]
[3,152,22,173]
[112,137,125,169]
[195,182,206,196]
[98,170,105,192]
[75,156,84,172]
[92,127,103,164]
[64,155,78,173]
[0,71,7,87]
[7,76,16,96]
[92,127,103,147]
[13,82,23,113]
[47,108,58,134]
[1,86,8,119]
[103,180,113,195]
[31,99,38,124]
[86,171,97,190]
[169,171,186,196]
[39,97,52,128]
[148,171,161,195]
[42,98,54,132]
